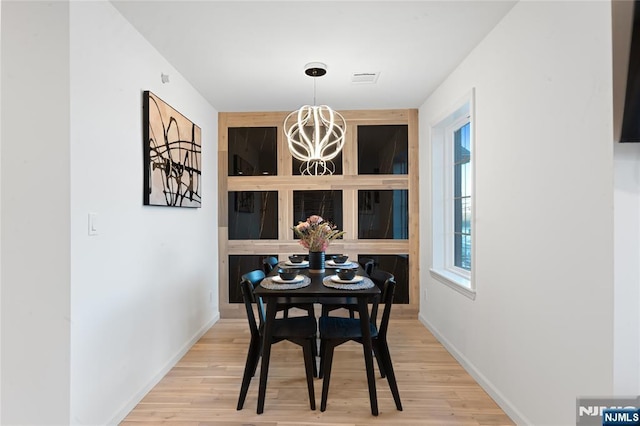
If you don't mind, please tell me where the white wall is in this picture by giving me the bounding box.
[419,2,614,425]
[69,2,219,424]
[1,1,71,424]
[613,143,640,395]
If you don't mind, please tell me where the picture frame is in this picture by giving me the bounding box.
[143,91,202,207]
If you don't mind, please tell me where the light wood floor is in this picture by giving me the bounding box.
[121,318,514,426]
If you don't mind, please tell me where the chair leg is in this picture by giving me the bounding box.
[310,337,318,378]
[377,340,402,411]
[372,345,386,378]
[237,335,261,410]
[318,338,325,378]
[320,343,335,412]
[302,340,316,410]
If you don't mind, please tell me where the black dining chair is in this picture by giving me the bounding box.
[240,270,318,370]
[245,268,315,319]
[262,256,279,275]
[320,269,393,321]
[236,271,317,411]
[318,275,402,413]
[318,269,394,379]
[359,257,376,276]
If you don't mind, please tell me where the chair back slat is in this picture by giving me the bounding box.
[240,278,261,339]
[360,258,375,276]
[377,277,396,339]
[368,269,394,325]
[241,269,267,326]
[262,256,279,274]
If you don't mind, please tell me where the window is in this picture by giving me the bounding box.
[430,90,475,299]
[454,123,471,270]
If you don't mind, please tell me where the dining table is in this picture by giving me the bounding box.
[253,260,381,415]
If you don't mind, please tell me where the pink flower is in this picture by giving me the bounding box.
[291,214,345,252]
[308,215,323,224]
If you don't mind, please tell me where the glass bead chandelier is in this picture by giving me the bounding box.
[284,62,346,176]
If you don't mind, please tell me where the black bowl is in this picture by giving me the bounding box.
[337,269,356,280]
[278,268,299,280]
[332,255,348,264]
[288,255,305,264]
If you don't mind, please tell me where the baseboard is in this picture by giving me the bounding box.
[418,312,530,425]
[107,312,220,425]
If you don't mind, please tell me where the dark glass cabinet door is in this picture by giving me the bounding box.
[228,191,278,239]
[293,190,343,231]
[358,190,408,239]
[358,125,408,174]
[228,127,277,176]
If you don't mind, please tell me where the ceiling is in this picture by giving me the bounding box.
[111,1,517,112]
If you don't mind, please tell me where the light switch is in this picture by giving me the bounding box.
[88,213,98,236]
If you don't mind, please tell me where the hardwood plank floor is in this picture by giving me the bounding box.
[121,319,514,426]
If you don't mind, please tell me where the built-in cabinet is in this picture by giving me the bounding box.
[218,110,419,318]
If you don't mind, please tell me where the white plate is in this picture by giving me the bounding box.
[285,260,309,267]
[330,275,364,284]
[327,260,357,268]
[272,275,305,284]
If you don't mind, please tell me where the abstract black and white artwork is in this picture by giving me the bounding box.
[143,91,201,207]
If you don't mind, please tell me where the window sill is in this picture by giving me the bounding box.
[429,268,476,300]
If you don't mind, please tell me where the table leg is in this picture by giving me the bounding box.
[358,297,378,416]
[257,297,277,414]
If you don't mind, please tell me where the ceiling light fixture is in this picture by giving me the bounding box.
[284,62,346,176]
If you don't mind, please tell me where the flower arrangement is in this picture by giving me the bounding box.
[292,215,345,252]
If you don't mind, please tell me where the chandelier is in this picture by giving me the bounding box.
[284,62,346,176]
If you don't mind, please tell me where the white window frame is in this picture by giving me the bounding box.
[429,89,476,299]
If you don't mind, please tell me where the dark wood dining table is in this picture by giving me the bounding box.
[253,263,381,415]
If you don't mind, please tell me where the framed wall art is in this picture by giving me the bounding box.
[143,91,202,207]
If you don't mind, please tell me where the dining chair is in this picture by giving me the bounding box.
[320,269,393,321]
[318,269,394,379]
[236,271,317,411]
[240,270,317,371]
[243,268,315,319]
[262,256,279,274]
[318,275,402,413]
[359,257,376,275]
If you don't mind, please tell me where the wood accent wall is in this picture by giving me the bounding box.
[218,109,419,318]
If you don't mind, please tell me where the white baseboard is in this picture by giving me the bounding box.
[107,312,220,425]
[418,312,530,425]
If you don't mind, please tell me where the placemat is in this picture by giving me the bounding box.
[322,276,375,290]
[260,275,311,290]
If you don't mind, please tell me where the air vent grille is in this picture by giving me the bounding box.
[351,72,380,84]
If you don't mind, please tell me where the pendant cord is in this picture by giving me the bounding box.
[313,77,317,106]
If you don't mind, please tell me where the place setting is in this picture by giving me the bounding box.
[322,268,375,290]
[325,254,358,269]
[261,268,311,290]
[280,254,309,268]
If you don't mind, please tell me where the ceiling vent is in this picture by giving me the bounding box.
[351,72,380,84]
